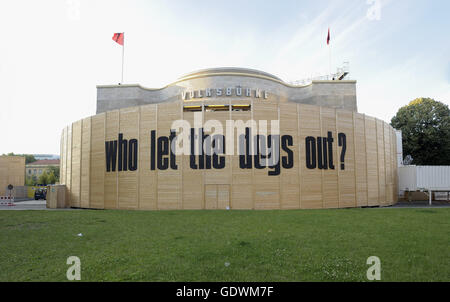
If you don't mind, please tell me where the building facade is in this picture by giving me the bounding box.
[26,159,60,181]
[60,68,398,210]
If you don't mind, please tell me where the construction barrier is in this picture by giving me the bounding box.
[0,196,15,206]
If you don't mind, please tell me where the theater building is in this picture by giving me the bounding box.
[60,68,398,210]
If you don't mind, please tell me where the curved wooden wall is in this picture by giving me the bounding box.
[60,101,398,210]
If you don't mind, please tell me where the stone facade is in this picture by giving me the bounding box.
[97,68,357,114]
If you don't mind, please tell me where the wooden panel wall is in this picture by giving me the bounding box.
[354,113,368,207]
[89,114,105,209]
[182,110,204,210]
[253,101,280,210]
[0,156,25,196]
[139,105,157,210]
[61,102,398,210]
[65,124,72,205]
[230,107,253,209]
[70,120,82,207]
[104,110,119,209]
[365,116,379,206]
[321,107,339,209]
[157,103,182,209]
[299,105,323,209]
[118,107,139,209]
[80,117,91,208]
[337,110,356,208]
[280,103,300,209]
[60,128,66,186]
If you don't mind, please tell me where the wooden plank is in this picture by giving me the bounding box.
[104,110,119,209]
[365,116,379,206]
[384,123,393,205]
[80,117,91,208]
[299,104,323,209]
[354,113,368,207]
[337,110,356,208]
[157,103,182,209]
[66,124,72,206]
[70,120,82,207]
[321,107,339,208]
[90,113,105,209]
[205,184,217,209]
[280,103,300,209]
[376,119,386,204]
[118,107,139,210]
[139,105,158,210]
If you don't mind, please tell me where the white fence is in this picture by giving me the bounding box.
[399,166,450,204]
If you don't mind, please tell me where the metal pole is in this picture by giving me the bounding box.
[328,27,332,79]
[121,32,125,84]
[329,43,332,79]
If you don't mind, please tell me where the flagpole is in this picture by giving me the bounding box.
[328,27,332,79]
[329,42,332,79]
[121,32,125,84]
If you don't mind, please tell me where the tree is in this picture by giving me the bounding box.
[47,166,60,181]
[47,171,57,185]
[38,171,49,186]
[25,176,36,186]
[24,154,37,164]
[391,98,450,165]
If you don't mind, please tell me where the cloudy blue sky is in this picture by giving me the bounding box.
[0,0,449,154]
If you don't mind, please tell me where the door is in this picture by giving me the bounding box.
[217,185,230,209]
[204,185,230,209]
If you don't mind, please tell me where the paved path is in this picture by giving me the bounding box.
[390,201,450,209]
[0,199,47,210]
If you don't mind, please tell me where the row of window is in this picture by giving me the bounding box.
[183,104,251,112]
[28,169,43,175]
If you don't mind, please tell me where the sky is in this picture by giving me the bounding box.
[0,0,449,155]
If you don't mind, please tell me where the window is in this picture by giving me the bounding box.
[205,105,230,112]
[232,104,251,112]
[183,105,202,112]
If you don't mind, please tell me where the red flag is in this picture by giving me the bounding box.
[112,32,124,46]
[327,28,330,45]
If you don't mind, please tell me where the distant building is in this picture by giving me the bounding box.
[33,154,60,161]
[26,159,60,179]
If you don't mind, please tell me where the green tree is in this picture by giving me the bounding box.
[391,98,450,165]
[47,166,60,181]
[25,177,36,186]
[38,171,49,186]
[24,154,37,164]
[47,172,57,185]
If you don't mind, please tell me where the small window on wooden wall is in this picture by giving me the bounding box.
[232,104,251,111]
[183,105,202,112]
[205,105,230,112]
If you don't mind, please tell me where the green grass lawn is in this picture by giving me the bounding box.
[0,208,448,282]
